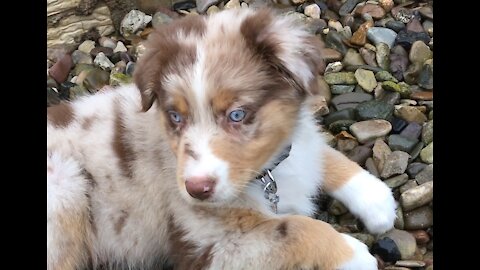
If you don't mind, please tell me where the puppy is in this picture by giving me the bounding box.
[47,8,396,270]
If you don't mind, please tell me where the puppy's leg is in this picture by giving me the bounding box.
[47,153,91,270]
[210,211,377,270]
[321,147,396,234]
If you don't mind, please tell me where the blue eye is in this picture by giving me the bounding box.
[168,111,182,124]
[228,109,246,122]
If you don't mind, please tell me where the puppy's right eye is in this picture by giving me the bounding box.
[168,111,183,124]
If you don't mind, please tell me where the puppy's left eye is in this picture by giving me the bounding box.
[228,109,246,122]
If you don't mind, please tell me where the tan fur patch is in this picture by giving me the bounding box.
[322,147,362,192]
[47,102,74,128]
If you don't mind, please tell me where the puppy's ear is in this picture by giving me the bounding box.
[133,15,206,112]
[240,9,325,96]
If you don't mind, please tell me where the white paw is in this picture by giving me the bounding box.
[331,171,396,234]
[338,234,378,270]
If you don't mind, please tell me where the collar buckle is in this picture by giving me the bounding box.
[259,169,279,214]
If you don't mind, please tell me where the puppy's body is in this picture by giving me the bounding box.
[47,8,396,270]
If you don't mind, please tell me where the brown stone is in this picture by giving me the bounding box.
[356,3,386,19]
[350,21,373,46]
[410,91,433,101]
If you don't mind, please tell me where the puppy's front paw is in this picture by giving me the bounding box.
[332,171,396,234]
[337,234,378,270]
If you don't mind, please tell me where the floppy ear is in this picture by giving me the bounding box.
[240,8,325,96]
[133,15,205,112]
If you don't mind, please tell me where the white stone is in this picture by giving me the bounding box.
[94,52,114,70]
[120,10,153,37]
[304,4,321,19]
[114,41,128,53]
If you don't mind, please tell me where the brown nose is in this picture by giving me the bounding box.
[185,177,216,200]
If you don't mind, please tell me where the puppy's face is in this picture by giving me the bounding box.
[134,9,324,205]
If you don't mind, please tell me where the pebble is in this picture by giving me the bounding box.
[381,151,410,178]
[49,54,73,84]
[365,157,380,177]
[403,62,423,85]
[83,68,110,92]
[350,120,392,144]
[71,50,92,65]
[336,137,358,153]
[409,230,430,245]
[420,142,433,164]
[382,229,417,260]
[329,120,357,134]
[94,52,115,70]
[347,145,372,165]
[386,20,405,32]
[395,204,404,229]
[303,3,321,19]
[323,48,343,62]
[404,206,433,230]
[225,0,241,9]
[396,260,426,267]
[324,72,357,85]
[423,20,433,37]
[339,0,362,16]
[120,10,152,37]
[406,162,427,178]
[98,37,116,49]
[422,120,433,145]
[359,47,378,67]
[354,69,377,92]
[376,42,390,71]
[399,122,422,140]
[394,106,427,123]
[197,0,221,13]
[331,84,354,94]
[343,49,366,67]
[325,31,348,55]
[375,70,398,82]
[400,181,433,211]
[90,47,114,58]
[384,173,408,188]
[373,138,391,173]
[418,61,433,90]
[388,134,418,153]
[367,27,398,48]
[356,4,386,20]
[152,11,174,28]
[350,21,373,46]
[409,141,424,161]
[78,40,96,54]
[409,41,433,64]
[309,95,329,118]
[399,180,418,194]
[356,100,394,120]
[371,237,402,262]
[389,45,409,81]
[410,91,433,101]
[395,30,431,50]
[324,108,357,126]
[379,0,394,12]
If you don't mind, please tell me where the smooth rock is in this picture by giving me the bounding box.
[406,162,427,178]
[422,120,433,145]
[356,100,394,120]
[304,3,321,19]
[78,40,96,54]
[385,173,408,189]
[336,137,359,153]
[324,72,357,85]
[356,3,385,19]
[354,69,377,92]
[420,142,433,164]
[324,108,357,126]
[49,54,73,84]
[325,31,348,55]
[90,46,114,57]
[423,20,433,37]
[399,122,422,140]
[224,0,240,9]
[94,52,115,70]
[409,41,432,64]
[373,138,391,173]
[350,120,392,144]
[98,37,116,49]
[367,27,397,48]
[359,47,378,67]
[306,18,327,34]
[386,20,405,32]
[350,21,373,46]
[376,42,390,71]
[396,260,426,267]
[409,141,424,161]
[394,106,427,124]
[371,237,402,262]
[404,206,433,230]
[206,5,220,15]
[406,16,424,33]
[365,157,380,177]
[71,50,92,65]
[388,134,418,153]
[331,85,355,94]
[382,229,417,260]
[409,229,430,245]
[338,0,362,16]
[394,204,404,229]
[403,62,423,85]
[400,181,433,211]
[343,49,366,67]
[381,151,410,178]
[323,48,343,62]
[395,30,431,50]
[331,92,373,110]
[399,180,418,194]
[418,62,433,90]
[347,145,372,165]
[390,116,408,133]
[389,45,409,81]
[83,68,110,92]
[375,70,398,82]
[410,91,433,101]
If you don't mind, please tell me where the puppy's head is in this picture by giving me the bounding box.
[134,8,324,205]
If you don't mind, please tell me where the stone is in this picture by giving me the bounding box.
[331,92,372,110]
[406,163,427,178]
[329,120,357,135]
[394,106,427,124]
[389,116,407,133]
[371,237,402,262]
[420,142,433,164]
[343,49,366,67]
[336,137,358,153]
[410,91,433,101]
[338,0,362,16]
[325,31,348,55]
[404,206,433,230]
[126,62,136,76]
[328,199,348,216]
[98,37,116,49]
[376,43,390,71]
[403,62,423,85]
[324,108,357,126]
[394,204,404,229]
[395,30,431,50]
[356,3,386,19]
[422,120,433,145]
[382,81,409,98]
[196,0,221,13]
[381,151,409,178]
[71,50,92,65]
[152,11,173,28]
[418,62,433,90]
[386,20,405,32]
[90,46,114,57]
[323,48,343,62]
[317,76,331,103]
[347,146,372,166]
[324,72,357,85]
[399,180,418,194]
[400,181,433,211]
[409,41,433,64]
[390,45,409,81]
[206,5,220,15]
[78,40,96,54]
[331,85,355,94]
[94,52,115,70]
[409,230,430,245]
[367,27,397,49]
[48,5,114,47]
[348,233,375,248]
[350,21,373,46]
[120,10,152,38]
[309,96,330,118]
[350,120,392,144]
[373,138,391,173]
[83,68,110,92]
[418,6,433,20]
[365,157,380,177]
[344,65,382,73]
[384,174,408,188]
[224,0,240,9]
[423,20,433,37]
[359,47,377,67]
[113,41,128,53]
[354,69,377,92]
[356,100,394,120]
[409,142,424,161]
[49,54,73,84]
[304,4,321,19]
[382,229,417,260]
[399,122,422,140]
[375,71,398,83]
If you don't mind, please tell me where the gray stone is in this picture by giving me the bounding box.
[400,122,422,140]
[325,62,343,73]
[365,157,380,177]
[406,162,427,178]
[328,199,348,216]
[344,65,383,73]
[367,27,397,49]
[120,10,152,38]
[373,138,392,173]
[423,20,433,37]
[381,151,410,178]
[343,49,366,67]
[420,142,433,164]
[339,0,362,16]
[347,146,372,166]
[331,92,372,110]
[394,204,404,229]
[409,41,433,64]
[409,141,424,161]
[376,43,390,71]
[94,52,115,70]
[379,91,401,106]
[388,134,418,153]
[395,260,426,267]
[359,47,378,67]
[386,20,405,32]
[382,229,416,260]
[71,50,92,65]
[399,180,418,194]
[389,45,409,81]
[375,71,398,82]
[403,62,422,85]
[418,61,433,90]
[394,106,427,124]
[350,120,392,144]
[331,85,355,94]
[384,174,408,189]
[325,31,348,55]
[400,181,433,211]
[356,100,394,120]
[196,0,221,13]
[324,108,357,126]
[404,206,433,230]
[354,69,377,92]
[98,37,116,49]
[415,164,433,185]
[324,72,357,85]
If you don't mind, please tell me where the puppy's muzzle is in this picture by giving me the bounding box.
[185,176,216,200]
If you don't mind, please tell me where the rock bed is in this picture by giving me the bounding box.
[47,0,433,269]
